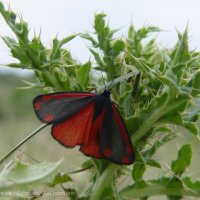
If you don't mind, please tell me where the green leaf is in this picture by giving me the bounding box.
[132,149,146,181]
[48,172,72,187]
[171,144,192,176]
[81,159,93,169]
[123,93,134,117]
[136,26,160,41]
[113,40,125,55]
[76,61,91,88]
[2,36,30,64]
[183,109,200,122]
[146,160,161,168]
[183,177,200,192]
[190,71,200,96]
[94,13,107,33]
[0,160,61,198]
[94,13,113,53]
[99,186,115,200]
[89,48,104,66]
[128,25,135,40]
[6,63,30,69]
[51,34,78,60]
[167,195,182,200]
[120,177,183,199]
[81,33,98,46]
[183,122,198,135]
[159,100,198,135]
[60,34,78,46]
[173,28,190,65]
[158,70,179,92]
[132,162,146,181]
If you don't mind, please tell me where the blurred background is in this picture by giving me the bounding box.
[0,0,200,199]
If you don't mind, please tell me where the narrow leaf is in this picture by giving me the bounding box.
[171,144,192,176]
[76,61,91,88]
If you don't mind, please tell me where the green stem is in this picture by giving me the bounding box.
[132,98,188,143]
[120,183,199,199]
[90,164,119,200]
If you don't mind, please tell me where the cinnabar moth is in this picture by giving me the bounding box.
[33,90,135,165]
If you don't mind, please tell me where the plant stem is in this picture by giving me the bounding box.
[120,183,199,199]
[132,98,188,143]
[90,164,119,200]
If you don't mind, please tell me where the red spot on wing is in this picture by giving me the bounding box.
[122,156,129,164]
[51,102,95,147]
[103,148,112,157]
[44,114,54,122]
[34,101,41,110]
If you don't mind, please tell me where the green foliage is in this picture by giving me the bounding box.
[171,144,192,176]
[48,172,73,187]
[0,2,200,199]
[132,149,146,181]
[0,159,61,198]
[120,176,200,199]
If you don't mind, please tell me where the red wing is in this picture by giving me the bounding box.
[33,92,95,124]
[51,102,95,147]
[99,105,135,165]
[80,110,106,158]
[52,103,106,159]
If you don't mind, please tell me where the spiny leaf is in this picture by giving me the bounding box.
[48,172,72,187]
[81,33,98,46]
[89,48,104,67]
[189,71,200,96]
[76,61,91,88]
[132,149,146,181]
[171,144,192,176]
[120,177,184,199]
[0,160,62,197]
[51,34,78,60]
[173,28,190,65]
[183,177,200,192]
[146,160,161,168]
[160,110,198,135]
[132,162,146,181]
[136,26,160,41]
[113,39,125,55]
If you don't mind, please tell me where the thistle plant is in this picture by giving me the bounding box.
[0,2,200,200]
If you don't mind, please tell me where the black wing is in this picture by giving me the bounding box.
[99,104,135,165]
[33,92,95,124]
